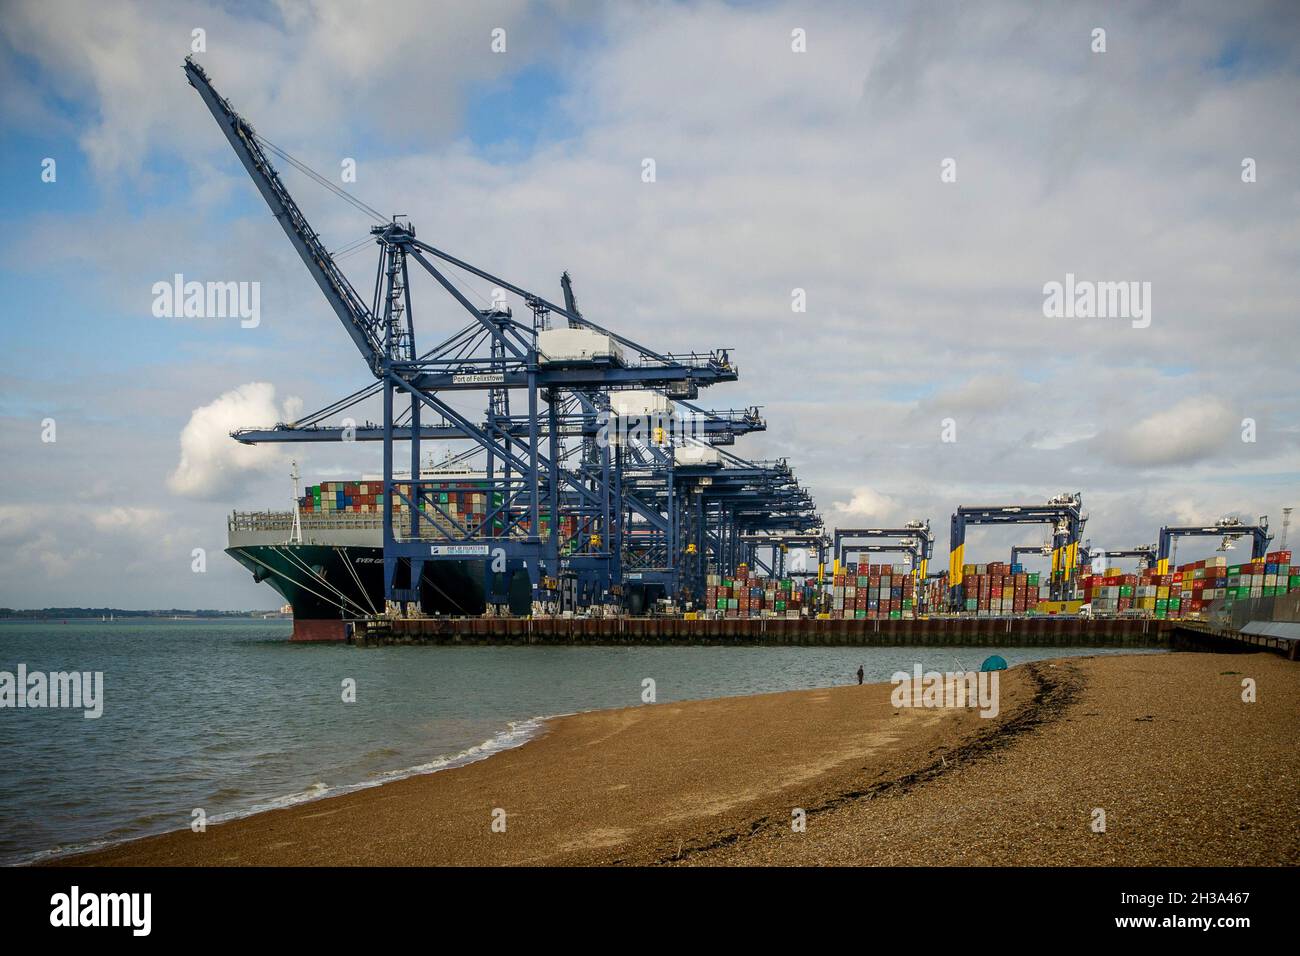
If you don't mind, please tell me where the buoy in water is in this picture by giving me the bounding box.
[980,654,1008,672]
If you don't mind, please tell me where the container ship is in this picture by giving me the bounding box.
[226,466,525,641]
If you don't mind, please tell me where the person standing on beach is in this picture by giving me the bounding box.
[856,665,864,685]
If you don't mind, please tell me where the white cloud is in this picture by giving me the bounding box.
[831,487,897,522]
[90,506,165,531]
[1099,397,1238,467]
[167,382,298,499]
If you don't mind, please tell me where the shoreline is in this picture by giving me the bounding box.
[18,645,1156,866]
[19,714,553,868]
[45,650,1300,867]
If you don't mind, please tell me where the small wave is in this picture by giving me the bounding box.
[367,716,548,782]
[207,782,332,822]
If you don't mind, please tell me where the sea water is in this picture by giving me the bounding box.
[0,618,1161,864]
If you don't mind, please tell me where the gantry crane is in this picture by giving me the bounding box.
[1156,516,1271,575]
[1078,543,1157,573]
[833,521,935,581]
[948,493,1086,605]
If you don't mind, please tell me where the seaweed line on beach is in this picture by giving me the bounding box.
[642,660,1087,866]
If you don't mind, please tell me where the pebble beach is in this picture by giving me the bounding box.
[52,651,1299,867]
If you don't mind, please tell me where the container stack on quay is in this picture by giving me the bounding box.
[958,562,1044,615]
[702,565,814,619]
[827,563,918,619]
[1079,550,1295,619]
[1224,550,1297,600]
[923,574,951,612]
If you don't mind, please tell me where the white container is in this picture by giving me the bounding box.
[537,328,624,365]
[674,445,721,467]
[609,389,672,418]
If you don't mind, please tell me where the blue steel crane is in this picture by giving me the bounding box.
[1155,516,1271,574]
[948,493,1086,606]
[628,444,822,607]
[185,57,811,613]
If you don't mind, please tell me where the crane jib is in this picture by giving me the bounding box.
[184,57,381,367]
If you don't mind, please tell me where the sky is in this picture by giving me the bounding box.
[0,0,1297,610]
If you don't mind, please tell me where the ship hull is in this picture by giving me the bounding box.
[226,544,488,641]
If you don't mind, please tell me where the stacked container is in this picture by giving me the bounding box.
[704,568,814,618]
[958,562,1041,615]
[826,563,917,619]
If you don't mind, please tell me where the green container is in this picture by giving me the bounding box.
[775,600,786,611]
[716,598,726,610]
[1027,573,1039,585]
[1169,599,1181,611]
[1156,599,1167,610]
[855,610,866,619]
[889,610,902,619]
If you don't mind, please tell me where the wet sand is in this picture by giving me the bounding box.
[53,652,1299,866]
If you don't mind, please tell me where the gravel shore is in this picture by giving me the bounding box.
[53,651,1298,866]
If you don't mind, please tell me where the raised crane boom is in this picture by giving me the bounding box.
[182,56,382,369]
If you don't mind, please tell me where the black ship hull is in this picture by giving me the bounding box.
[226,544,489,641]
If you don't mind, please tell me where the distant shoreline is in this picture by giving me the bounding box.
[0,613,289,622]
[48,651,1300,867]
